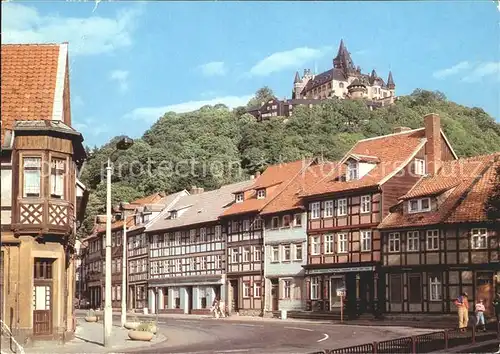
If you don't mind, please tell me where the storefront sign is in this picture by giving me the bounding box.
[306,266,375,275]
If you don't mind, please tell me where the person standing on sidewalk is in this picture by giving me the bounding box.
[493,293,500,323]
[455,292,469,331]
[475,299,486,331]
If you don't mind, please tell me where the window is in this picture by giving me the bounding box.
[200,227,207,241]
[271,246,279,262]
[170,210,178,219]
[200,256,207,270]
[253,247,261,261]
[337,199,347,216]
[215,255,222,269]
[117,285,121,301]
[293,214,302,227]
[282,245,291,261]
[471,228,488,249]
[429,276,442,301]
[388,233,401,252]
[23,157,41,197]
[189,229,196,243]
[215,225,222,240]
[254,218,263,230]
[408,274,422,304]
[426,229,439,250]
[243,220,250,231]
[407,231,420,252]
[256,189,266,199]
[50,158,65,198]
[337,233,348,253]
[311,236,320,255]
[360,195,371,213]
[235,193,244,203]
[253,282,262,298]
[283,280,291,299]
[243,247,250,262]
[243,282,250,298]
[347,161,358,180]
[231,248,239,263]
[324,235,334,254]
[282,215,291,227]
[408,198,431,213]
[414,158,425,175]
[389,274,402,303]
[294,244,303,261]
[271,217,279,229]
[361,231,372,252]
[231,221,239,233]
[324,200,334,217]
[310,277,319,300]
[310,202,320,219]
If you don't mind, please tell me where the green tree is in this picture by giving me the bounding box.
[246,86,275,109]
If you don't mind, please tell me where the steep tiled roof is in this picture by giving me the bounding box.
[378,154,498,229]
[261,161,339,215]
[221,160,310,217]
[303,129,427,197]
[1,44,61,143]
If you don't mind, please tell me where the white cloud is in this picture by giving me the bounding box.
[249,46,330,76]
[1,2,142,56]
[109,69,129,92]
[124,95,253,123]
[73,117,109,136]
[433,61,470,79]
[462,62,500,82]
[198,61,226,77]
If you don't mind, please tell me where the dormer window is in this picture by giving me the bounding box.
[408,198,431,213]
[23,157,41,198]
[347,160,358,181]
[170,210,178,219]
[414,158,426,175]
[235,193,244,203]
[256,189,266,199]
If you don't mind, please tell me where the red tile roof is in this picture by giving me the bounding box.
[378,153,499,229]
[303,129,427,197]
[221,159,310,217]
[1,44,61,143]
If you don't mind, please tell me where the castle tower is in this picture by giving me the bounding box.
[387,71,396,96]
[333,39,356,76]
[347,78,367,99]
[292,71,301,99]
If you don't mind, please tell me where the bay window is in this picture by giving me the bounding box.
[51,158,65,198]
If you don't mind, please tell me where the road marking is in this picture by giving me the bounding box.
[216,350,250,353]
[285,326,314,332]
[317,333,329,342]
[235,323,260,327]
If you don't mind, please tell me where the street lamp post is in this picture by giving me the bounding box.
[103,136,133,348]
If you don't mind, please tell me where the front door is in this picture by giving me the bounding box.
[271,283,279,311]
[329,276,345,310]
[33,258,54,336]
[476,272,494,316]
[186,286,193,314]
[230,280,239,312]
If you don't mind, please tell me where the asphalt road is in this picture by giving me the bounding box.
[111,315,438,354]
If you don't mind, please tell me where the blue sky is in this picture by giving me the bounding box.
[3,1,499,147]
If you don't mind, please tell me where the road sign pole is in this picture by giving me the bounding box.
[340,295,344,323]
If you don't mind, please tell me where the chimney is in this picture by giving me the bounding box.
[393,126,411,134]
[255,171,261,178]
[424,113,442,175]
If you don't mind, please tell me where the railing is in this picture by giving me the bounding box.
[313,321,500,354]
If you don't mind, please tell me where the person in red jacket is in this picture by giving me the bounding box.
[455,292,469,331]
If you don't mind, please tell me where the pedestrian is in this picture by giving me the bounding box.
[493,293,500,323]
[475,299,486,331]
[454,292,469,331]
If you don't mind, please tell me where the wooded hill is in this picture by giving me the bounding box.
[78,88,500,238]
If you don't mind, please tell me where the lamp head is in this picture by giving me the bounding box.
[116,136,134,150]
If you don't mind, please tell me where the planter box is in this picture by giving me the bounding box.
[128,330,154,341]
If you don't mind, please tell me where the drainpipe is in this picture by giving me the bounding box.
[261,219,266,317]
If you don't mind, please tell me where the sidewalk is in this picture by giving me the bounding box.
[24,318,166,353]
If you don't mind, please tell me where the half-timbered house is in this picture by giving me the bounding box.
[300,114,457,317]
[0,43,88,343]
[220,160,310,316]
[146,183,251,315]
[378,153,500,316]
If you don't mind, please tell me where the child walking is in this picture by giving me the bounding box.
[475,299,486,331]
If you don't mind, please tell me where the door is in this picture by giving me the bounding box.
[271,283,279,311]
[186,286,193,314]
[33,258,53,336]
[230,280,239,312]
[476,272,494,316]
[329,276,345,310]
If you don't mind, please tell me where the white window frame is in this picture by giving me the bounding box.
[50,158,65,198]
[23,157,42,198]
[282,244,291,261]
[253,282,262,298]
[310,202,320,219]
[243,247,250,262]
[429,276,442,301]
[408,198,431,213]
[253,246,261,261]
[311,236,320,255]
[200,227,207,242]
[414,158,426,176]
[271,246,279,262]
[293,213,302,227]
[256,189,266,199]
[282,215,291,228]
[471,228,488,249]
[361,230,372,252]
[231,248,239,263]
[426,229,439,251]
[407,231,420,252]
[236,193,244,203]
[388,232,401,253]
[324,234,334,254]
[215,255,222,269]
[283,279,291,299]
[294,243,303,261]
[271,217,279,229]
[324,200,334,217]
[360,195,371,213]
[337,233,348,253]
[337,199,347,216]
[215,225,222,240]
[310,277,319,300]
[242,220,250,231]
[347,160,358,181]
[243,283,250,298]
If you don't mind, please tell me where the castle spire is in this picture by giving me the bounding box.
[294,71,300,84]
[387,71,395,89]
[333,39,355,73]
